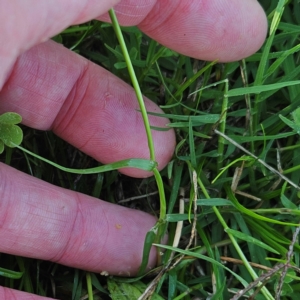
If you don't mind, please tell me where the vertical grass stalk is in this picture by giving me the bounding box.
[86,272,94,300]
[108,9,155,161]
[197,177,274,299]
[217,79,229,171]
[108,8,167,265]
[108,9,166,220]
[239,59,256,188]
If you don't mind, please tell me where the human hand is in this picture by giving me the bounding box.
[0,0,267,299]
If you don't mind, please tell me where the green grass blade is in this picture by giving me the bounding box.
[16,145,156,173]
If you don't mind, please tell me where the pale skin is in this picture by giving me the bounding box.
[0,0,268,299]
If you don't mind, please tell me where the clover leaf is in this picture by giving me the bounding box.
[0,112,23,154]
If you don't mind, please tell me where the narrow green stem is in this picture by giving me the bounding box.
[86,272,94,300]
[239,59,256,190]
[279,143,300,152]
[283,164,300,175]
[108,8,166,219]
[16,145,156,174]
[108,8,167,264]
[153,168,166,220]
[253,208,300,215]
[108,9,155,161]
[217,79,228,171]
[173,283,203,300]
[197,177,274,299]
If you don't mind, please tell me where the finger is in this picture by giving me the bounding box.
[0,0,120,88]
[99,0,268,62]
[0,287,53,300]
[0,41,176,178]
[0,163,159,276]
[1,0,267,90]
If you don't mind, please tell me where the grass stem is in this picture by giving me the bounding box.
[197,177,274,299]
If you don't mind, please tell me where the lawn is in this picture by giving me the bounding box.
[1,1,300,299]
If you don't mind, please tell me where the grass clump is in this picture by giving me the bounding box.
[1,1,300,299]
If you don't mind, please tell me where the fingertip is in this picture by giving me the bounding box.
[216,0,268,62]
[0,163,161,276]
[98,0,156,26]
[138,0,268,62]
